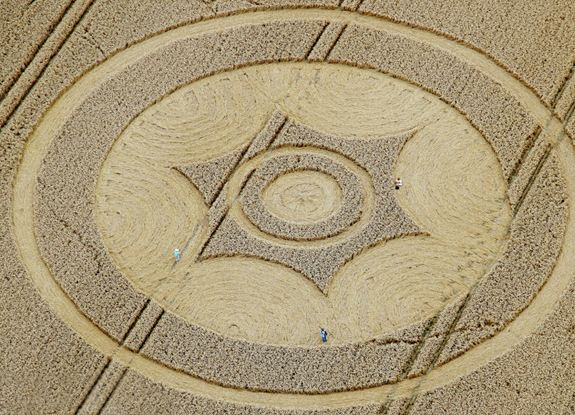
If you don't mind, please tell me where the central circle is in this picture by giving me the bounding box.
[263,171,342,223]
[240,151,364,241]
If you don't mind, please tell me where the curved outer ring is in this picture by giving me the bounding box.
[11,8,575,409]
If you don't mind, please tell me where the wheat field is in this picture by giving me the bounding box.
[2,1,575,414]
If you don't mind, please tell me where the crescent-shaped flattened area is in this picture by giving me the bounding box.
[11,8,574,410]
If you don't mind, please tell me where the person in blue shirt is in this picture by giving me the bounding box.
[320,328,327,342]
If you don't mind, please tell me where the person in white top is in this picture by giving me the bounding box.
[395,178,403,189]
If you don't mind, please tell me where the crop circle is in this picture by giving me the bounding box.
[12,9,571,410]
[241,152,364,241]
[263,170,342,223]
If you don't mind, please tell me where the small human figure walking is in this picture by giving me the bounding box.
[395,178,403,190]
[320,328,328,342]
[174,248,181,263]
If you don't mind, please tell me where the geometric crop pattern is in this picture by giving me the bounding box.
[177,111,423,292]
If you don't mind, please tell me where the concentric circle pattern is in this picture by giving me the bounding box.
[263,170,342,223]
[5,5,575,413]
[241,152,364,241]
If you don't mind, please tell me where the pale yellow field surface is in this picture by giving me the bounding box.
[2,1,575,414]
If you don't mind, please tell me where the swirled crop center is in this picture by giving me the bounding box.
[240,151,365,242]
[96,62,511,346]
[263,171,342,223]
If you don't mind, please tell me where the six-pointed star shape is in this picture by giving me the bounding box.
[176,111,423,293]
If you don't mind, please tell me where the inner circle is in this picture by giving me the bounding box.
[241,152,363,241]
[264,171,342,223]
